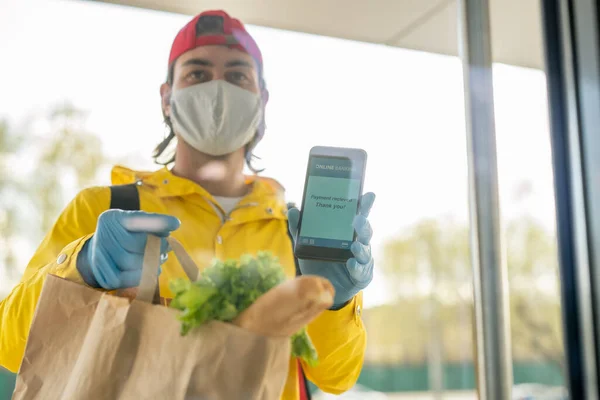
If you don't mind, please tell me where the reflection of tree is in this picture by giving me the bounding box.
[34,104,107,233]
[381,219,471,302]
[512,295,564,370]
[0,120,27,280]
[505,216,564,371]
[367,213,564,374]
[0,103,109,281]
[373,218,473,395]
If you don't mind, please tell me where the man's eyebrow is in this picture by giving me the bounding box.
[181,58,214,67]
[225,60,253,68]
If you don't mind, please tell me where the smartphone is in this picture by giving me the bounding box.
[294,146,367,262]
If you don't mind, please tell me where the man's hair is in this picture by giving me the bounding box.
[153,63,267,173]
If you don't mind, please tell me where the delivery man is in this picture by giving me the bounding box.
[0,10,376,400]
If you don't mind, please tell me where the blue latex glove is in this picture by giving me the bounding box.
[77,210,181,289]
[288,192,376,309]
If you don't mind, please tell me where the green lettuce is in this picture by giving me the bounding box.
[169,252,319,367]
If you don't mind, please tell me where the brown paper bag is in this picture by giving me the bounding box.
[13,236,291,400]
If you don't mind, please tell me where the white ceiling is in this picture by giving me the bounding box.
[94,0,544,69]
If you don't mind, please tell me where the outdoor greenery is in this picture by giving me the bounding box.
[363,212,565,387]
[0,103,110,285]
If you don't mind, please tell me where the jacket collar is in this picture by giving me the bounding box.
[110,165,288,220]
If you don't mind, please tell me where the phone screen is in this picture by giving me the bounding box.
[298,156,362,249]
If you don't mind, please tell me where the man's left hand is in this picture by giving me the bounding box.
[287,192,376,309]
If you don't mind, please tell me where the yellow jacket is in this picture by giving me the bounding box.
[0,166,366,400]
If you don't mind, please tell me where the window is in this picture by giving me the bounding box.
[0,1,568,398]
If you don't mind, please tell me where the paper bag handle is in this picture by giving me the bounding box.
[167,237,199,282]
[136,236,200,303]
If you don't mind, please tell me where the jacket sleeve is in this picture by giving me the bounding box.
[301,291,366,394]
[0,186,110,373]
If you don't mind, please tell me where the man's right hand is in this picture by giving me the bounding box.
[77,210,181,289]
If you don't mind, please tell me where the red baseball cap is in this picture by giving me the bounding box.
[168,10,263,69]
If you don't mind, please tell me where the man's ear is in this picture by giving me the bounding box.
[160,83,172,118]
[261,88,269,104]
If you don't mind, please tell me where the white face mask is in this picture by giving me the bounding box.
[169,80,263,156]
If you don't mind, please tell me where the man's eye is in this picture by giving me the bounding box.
[187,71,207,82]
[227,71,248,83]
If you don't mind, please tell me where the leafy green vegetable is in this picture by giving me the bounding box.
[169,251,319,366]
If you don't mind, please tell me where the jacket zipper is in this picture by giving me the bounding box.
[225,202,259,222]
[204,197,259,225]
